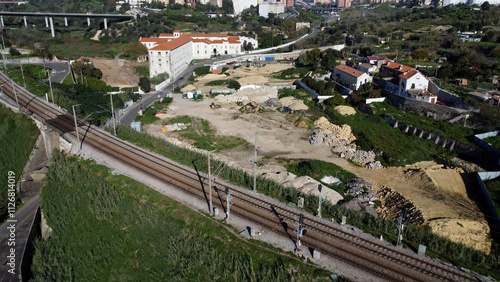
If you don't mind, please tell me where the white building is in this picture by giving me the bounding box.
[357,63,377,75]
[233,0,259,15]
[333,65,373,91]
[259,1,285,18]
[147,35,193,79]
[140,31,258,78]
[382,63,435,103]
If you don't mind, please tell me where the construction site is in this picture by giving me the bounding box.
[100,61,492,254]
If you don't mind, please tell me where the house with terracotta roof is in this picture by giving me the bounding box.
[382,62,434,103]
[332,64,373,91]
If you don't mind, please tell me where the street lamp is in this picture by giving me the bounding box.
[207,149,217,215]
[72,104,81,151]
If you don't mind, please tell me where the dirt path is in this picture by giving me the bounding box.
[145,63,491,253]
[90,58,147,88]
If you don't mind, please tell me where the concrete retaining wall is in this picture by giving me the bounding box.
[476,172,500,232]
[474,130,500,165]
[428,80,463,106]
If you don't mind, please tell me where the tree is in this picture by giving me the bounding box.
[228,80,241,90]
[138,77,151,93]
[9,47,20,56]
[222,0,234,14]
[124,42,148,57]
[411,49,430,60]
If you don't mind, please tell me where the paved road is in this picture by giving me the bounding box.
[0,195,41,282]
[44,62,71,84]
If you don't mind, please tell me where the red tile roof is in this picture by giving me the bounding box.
[399,69,419,80]
[189,33,228,38]
[140,37,168,43]
[149,35,192,51]
[359,63,373,69]
[383,62,414,73]
[335,65,366,78]
[368,56,388,61]
[159,33,174,38]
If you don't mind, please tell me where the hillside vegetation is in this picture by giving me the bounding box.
[0,104,39,222]
[32,151,333,280]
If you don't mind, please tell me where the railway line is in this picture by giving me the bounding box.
[0,72,482,281]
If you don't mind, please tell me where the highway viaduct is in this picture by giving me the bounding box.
[0,12,134,37]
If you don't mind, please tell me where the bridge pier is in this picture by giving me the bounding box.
[104,18,107,29]
[87,17,90,26]
[49,17,55,38]
[0,16,3,28]
[64,17,68,27]
[45,16,48,27]
[23,16,27,28]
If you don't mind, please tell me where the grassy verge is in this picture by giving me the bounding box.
[0,104,39,222]
[134,98,173,125]
[32,150,334,281]
[3,65,50,97]
[112,125,499,278]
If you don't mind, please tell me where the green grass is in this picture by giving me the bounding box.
[179,117,249,151]
[483,135,500,150]
[370,102,474,144]
[134,66,149,77]
[3,65,50,97]
[32,151,333,281]
[204,79,235,86]
[62,71,74,85]
[194,66,210,76]
[325,107,456,167]
[134,98,173,125]
[484,177,500,213]
[273,68,309,80]
[168,116,192,124]
[0,104,39,222]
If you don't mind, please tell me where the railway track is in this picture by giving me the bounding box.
[0,72,482,281]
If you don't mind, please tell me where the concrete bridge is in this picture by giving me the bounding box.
[0,11,134,37]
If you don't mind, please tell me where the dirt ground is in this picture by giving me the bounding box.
[90,58,148,88]
[100,62,492,253]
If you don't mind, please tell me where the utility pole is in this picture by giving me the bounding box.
[253,133,257,193]
[72,104,81,151]
[208,149,216,215]
[20,61,26,88]
[225,187,233,219]
[108,93,116,135]
[317,184,324,218]
[396,209,407,248]
[295,213,304,251]
[11,79,18,106]
[47,70,54,104]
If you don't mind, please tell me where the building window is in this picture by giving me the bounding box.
[158,52,161,56]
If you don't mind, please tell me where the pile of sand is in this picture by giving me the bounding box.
[335,105,356,116]
[181,84,196,92]
[280,96,309,111]
[314,117,356,143]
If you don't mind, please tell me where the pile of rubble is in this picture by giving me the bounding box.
[339,149,384,169]
[340,177,378,217]
[240,101,263,113]
[313,117,356,143]
[309,117,383,169]
[215,85,278,104]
